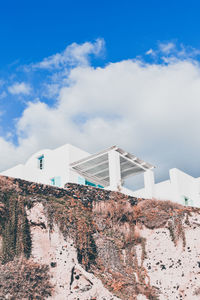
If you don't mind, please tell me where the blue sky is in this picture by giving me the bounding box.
[1,0,200,187]
[1,0,200,68]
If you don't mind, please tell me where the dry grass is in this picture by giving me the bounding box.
[133,199,184,228]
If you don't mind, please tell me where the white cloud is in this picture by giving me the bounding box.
[159,42,176,54]
[1,40,200,187]
[32,38,105,70]
[150,42,200,63]
[8,82,31,95]
[145,48,156,57]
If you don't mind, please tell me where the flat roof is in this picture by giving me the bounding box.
[70,145,155,187]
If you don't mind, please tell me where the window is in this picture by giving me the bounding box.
[85,180,103,188]
[50,178,55,186]
[85,180,96,187]
[50,176,61,187]
[77,176,103,188]
[97,184,104,188]
[183,196,193,207]
[78,176,85,185]
[38,155,44,170]
[184,196,188,206]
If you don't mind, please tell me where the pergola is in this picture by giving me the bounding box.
[70,146,154,189]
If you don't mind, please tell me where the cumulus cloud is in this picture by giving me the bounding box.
[1,40,200,188]
[8,82,31,95]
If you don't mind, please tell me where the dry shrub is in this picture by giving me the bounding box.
[94,197,186,230]
[0,258,53,299]
[168,216,186,247]
[93,195,134,224]
[0,176,20,193]
[134,199,184,229]
[134,199,190,248]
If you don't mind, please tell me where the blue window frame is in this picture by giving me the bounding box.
[183,196,188,206]
[78,176,104,189]
[97,184,104,188]
[50,176,61,187]
[85,180,96,187]
[50,178,55,186]
[85,180,104,188]
[38,155,44,170]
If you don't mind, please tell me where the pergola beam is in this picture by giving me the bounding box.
[70,145,155,189]
[81,160,108,172]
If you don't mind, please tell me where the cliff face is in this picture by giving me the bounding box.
[0,176,200,300]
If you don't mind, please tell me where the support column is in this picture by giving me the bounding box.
[169,168,182,204]
[144,169,155,199]
[108,150,121,191]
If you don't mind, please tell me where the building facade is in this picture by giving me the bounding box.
[1,143,200,207]
[134,168,200,207]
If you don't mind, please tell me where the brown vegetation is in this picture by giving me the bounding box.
[45,195,98,271]
[0,176,199,300]
[0,258,53,299]
[93,195,160,299]
[0,193,31,264]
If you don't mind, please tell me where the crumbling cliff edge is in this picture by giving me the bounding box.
[0,175,200,300]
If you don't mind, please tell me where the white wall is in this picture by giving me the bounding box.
[67,144,91,185]
[1,144,90,188]
[132,168,200,207]
[169,168,200,207]
[154,180,173,201]
[1,164,24,179]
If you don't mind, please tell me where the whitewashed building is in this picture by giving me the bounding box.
[1,143,200,207]
[0,144,154,192]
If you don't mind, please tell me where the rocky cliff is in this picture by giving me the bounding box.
[0,175,200,300]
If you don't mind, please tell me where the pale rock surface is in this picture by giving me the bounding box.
[136,295,148,300]
[26,201,200,299]
[26,203,120,300]
[139,213,200,300]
